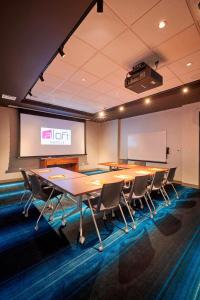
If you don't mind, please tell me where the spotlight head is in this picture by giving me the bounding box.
[40,74,44,82]
[28,91,32,97]
[58,47,65,58]
[97,0,103,13]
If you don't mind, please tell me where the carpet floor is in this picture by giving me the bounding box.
[0,184,199,300]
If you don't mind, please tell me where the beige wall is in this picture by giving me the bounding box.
[120,108,182,181]
[181,102,200,185]
[98,120,118,167]
[0,103,199,185]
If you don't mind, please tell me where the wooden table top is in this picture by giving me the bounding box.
[30,167,86,184]
[99,162,167,171]
[30,166,168,197]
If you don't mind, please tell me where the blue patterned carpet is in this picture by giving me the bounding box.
[0,181,199,300]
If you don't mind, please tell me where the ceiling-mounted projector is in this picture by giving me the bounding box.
[125,62,163,93]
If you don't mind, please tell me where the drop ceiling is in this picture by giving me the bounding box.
[28,0,200,114]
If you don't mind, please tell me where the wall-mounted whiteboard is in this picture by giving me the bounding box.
[128,131,167,163]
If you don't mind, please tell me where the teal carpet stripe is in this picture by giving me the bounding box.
[156,226,200,300]
[0,184,199,300]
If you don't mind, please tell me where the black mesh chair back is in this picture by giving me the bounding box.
[29,174,48,201]
[151,171,166,189]
[166,167,176,183]
[20,168,31,190]
[130,175,149,198]
[97,181,124,212]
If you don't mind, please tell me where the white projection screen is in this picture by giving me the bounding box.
[20,113,86,157]
[128,131,167,163]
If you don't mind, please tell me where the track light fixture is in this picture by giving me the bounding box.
[58,47,65,58]
[40,74,44,82]
[97,0,103,13]
[28,91,32,97]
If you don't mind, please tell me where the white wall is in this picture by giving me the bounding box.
[120,108,182,181]
[0,103,199,185]
[181,102,200,185]
[98,120,118,167]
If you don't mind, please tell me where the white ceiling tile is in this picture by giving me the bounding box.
[102,29,150,69]
[62,36,97,67]
[71,87,102,102]
[82,53,119,78]
[57,81,85,95]
[168,50,200,77]
[75,3,126,50]
[69,70,99,86]
[46,55,77,79]
[157,66,178,82]
[107,85,139,100]
[50,89,74,101]
[131,0,194,48]
[32,83,53,97]
[104,67,128,87]
[157,78,183,91]
[95,94,124,108]
[43,73,65,89]
[90,80,115,93]
[105,0,160,26]
[179,68,200,83]
[155,25,200,63]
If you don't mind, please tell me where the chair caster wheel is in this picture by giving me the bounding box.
[22,211,25,215]
[125,227,129,233]
[141,205,144,209]
[79,236,85,244]
[165,203,168,206]
[35,225,38,231]
[133,224,136,230]
[103,215,107,221]
[168,201,171,205]
[150,214,154,219]
[98,245,103,252]
[49,216,54,222]
[176,197,179,200]
[62,220,66,226]
[154,211,157,215]
[25,213,28,218]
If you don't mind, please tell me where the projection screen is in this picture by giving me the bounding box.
[20,113,86,157]
[128,131,167,163]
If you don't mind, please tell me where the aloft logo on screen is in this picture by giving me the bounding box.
[41,128,71,145]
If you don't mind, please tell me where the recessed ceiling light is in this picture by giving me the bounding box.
[186,62,192,67]
[119,106,124,111]
[99,111,105,118]
[182,87,189,93]
[159,20,166,29]
[81,78,86,82]
[145,98,151,104]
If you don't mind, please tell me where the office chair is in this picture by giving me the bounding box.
[28,174,63,230]
[147,171,169,211]
[162,167,179,201]
[19,168,34,215]
[122,175,154,219]
[84,180,128,251]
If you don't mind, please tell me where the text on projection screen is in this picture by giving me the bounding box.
[128,131,167,162]
[41,128,71,145]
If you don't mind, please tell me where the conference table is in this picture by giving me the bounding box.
[31,164,167,244]
[99,161,167,172]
